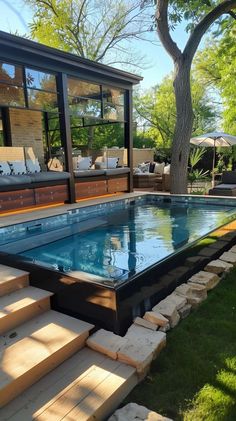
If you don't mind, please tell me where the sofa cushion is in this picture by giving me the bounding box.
[74,169,105,177]
[29,171,70,183]
[8,160,27,175]
[138,162,150,173]
[221,171,236,184]
[105,168,130,176]
[0,161,11,175]
[164,164,170,174]
[211,183,236,190]
[26,159,41,173]
[0,175,31,186]
[77,157,92,170]
[154,162,165,175]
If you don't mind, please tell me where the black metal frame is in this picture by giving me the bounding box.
[0,30,142,201]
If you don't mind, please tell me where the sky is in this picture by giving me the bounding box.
[0,0,189,91]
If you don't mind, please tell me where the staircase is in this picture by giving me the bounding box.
[0,264,137,420]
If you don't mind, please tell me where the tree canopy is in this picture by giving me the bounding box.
[25,0,154,67]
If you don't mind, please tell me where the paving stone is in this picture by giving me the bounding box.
[86,328,127,359]
[108,403,173,421]
[220,251,236,265]
[198,247,218,258]
[178,303,192,319]
[188,271,220,290]
[143,311,169,327]
[184,255,208,268]
[210,240,228,250]
[204,259,233,274]
[166,293,187,310]
[125,324,166,358]
[229,245,236,253]
[152,300,180,328]
[134,316,158,331]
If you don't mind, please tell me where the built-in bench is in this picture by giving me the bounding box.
[74,167,130,199]
[0,147,70,212]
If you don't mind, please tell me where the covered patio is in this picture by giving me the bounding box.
[0,31,142,213]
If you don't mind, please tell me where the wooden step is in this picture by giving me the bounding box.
[0,265,29,297]
[0,310,94,407]
[0,348,137,421]
[0,286,53,335]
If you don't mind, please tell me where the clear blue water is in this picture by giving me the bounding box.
[17,197,236,285]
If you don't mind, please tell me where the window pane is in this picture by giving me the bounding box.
[28,89,58,110]
[26,68,57,92]
[47,113,60,131]
[103,103,124,121]
[0,62,23,86]
[0,84,25,107]
[102,86,124,105]
[69,97,101,118]
[67,78,100,99]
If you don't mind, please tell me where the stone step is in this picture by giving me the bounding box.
[0,286,53,335]
[0,265,29,297]
[0,310,94,407]
[0,348,137,421]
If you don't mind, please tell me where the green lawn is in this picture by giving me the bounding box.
[125,269,236,421]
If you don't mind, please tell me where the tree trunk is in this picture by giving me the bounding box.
[170,59,194,194]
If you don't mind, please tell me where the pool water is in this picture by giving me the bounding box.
[16,197,235,284]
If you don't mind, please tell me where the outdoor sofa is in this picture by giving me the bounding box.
[133,161,170,191]
[0,147,70,212]
[209,171,236,196]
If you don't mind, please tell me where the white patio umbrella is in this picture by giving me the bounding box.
[190,131,236,187]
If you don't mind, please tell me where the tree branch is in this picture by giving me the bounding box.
[184,0,236,62]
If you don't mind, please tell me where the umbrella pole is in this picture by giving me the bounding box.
[212,139,216,188]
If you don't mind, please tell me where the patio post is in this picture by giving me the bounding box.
[57,72,76,203]
[124,89,133,192]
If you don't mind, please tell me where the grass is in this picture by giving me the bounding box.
[125,269,236,420]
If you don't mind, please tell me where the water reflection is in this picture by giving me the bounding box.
[170,205,190,250]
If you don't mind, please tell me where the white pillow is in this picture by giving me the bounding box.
[106,157,119,169]
[0,161,11,175]
[138,162,150,173]
[77,157,92,170]
[164,164,170,174]
[26,158,41,173]
[154,162,165,175]
[133,167,142,174]
[8,160,27,175]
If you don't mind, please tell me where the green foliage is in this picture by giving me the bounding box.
[134,74,217,148]
[189,147,207,170]
[194,20,236,134]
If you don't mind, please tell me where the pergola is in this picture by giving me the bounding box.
[0,31,142,209]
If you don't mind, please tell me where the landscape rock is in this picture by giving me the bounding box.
[159,322,170,333]
[175,282,207,308]
[188,270,220,290]
[108,403,173,421]
[220,251,236,265]
[204,259,233,274]
[143,311,169,327]
[117,340,153,374]
[125,324,166,358]
[178,303,192,319]
[134,316,158,331]
[229,245,236,253]
[167,293,187,310]
[152,299,180,328]
[86,329,127,359]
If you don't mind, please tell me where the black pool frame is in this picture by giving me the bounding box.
[1,195,236,335]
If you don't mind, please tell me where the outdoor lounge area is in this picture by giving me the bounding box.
[0,31,142,212]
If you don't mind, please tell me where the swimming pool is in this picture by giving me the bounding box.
[0,194,236,333]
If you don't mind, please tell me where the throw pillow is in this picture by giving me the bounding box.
[8,160,27,175]
[77,157,92,170]
[26,158,41,173]
[154,162,165,175]
[133,167,142,174]
[106,157,119,169]
[138,162,150,173]
[0,161,11,175]
[164,164,170,174]
[149,162,156,173]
